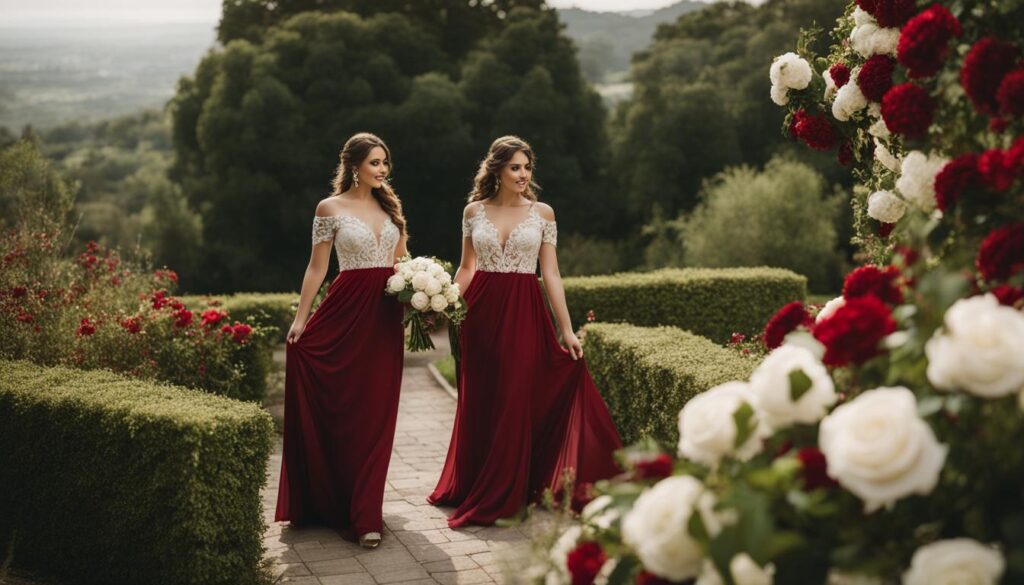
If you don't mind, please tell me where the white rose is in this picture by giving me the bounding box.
[437,270,452,284]
[851,14,899,58]
[925,294,1024,398]
[621,476,709,581]
[386,274,406,293]
[429,262,447,277]
[819,387,947,512]
[678,381,766,466]
[770,84,790,106]
[874,139,900,172]
[867,103,891,138]
[696,556,775,585]
[817,296,846,324]
[896,151,948,212]
[867,190,907,223]
[748,345,836,430]
[430,294,448,313]
[410,291,430,311]
[832,79,868,121]
[769,52,812,90]
[852,6,875,26]
[411,272,431,291]
[903,539,1004,585]
[424,277,443,296]
[444,287,459,303]
[449,282,461,296]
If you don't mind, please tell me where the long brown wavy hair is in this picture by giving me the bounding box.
[330,132,407,234]
[468,135,540,203]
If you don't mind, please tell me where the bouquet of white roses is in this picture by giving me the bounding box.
[385,256,466,354]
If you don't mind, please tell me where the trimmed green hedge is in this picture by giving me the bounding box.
[584,323,758,446]
[564,268,807,343]
[181,292,299,340]
[0,360,275,585]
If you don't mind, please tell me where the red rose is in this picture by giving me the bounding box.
[151,290,170,310]
[120,316,141,334]
[838,141,854,166]
[813,296,897,367]
[231,322,253,343]
[172,308,194,328]
[829,63,851,88]
[978,149,1017,192]
[976,223,1024,282]
[961,38,1020,116]
[991,285,1024,307]
[796,446,838,490]
[934,154,982,212]
[77,318,96,337]
[730,332,746,345]
[896,4,961,79]
[635,572,678,585]
[843,265,903,305]
[790,109,838,151]
[85,241,99,254]
[870,0,916,27]
[990,117,1009,133]
[763,301,812,349]
[858,55,896,101]
[879,221,895,238]
[220,324,232,334]
[634,453,674,480]
[855,0,877,14]
[1010,137,1024,170]
[201,309,228,328]
[881,83,935,138]
[997,69,1024,117]
[11,286,26,298]
[566,541,607,585]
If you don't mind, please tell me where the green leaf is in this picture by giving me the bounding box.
[789,368,812,402]
[732,402,756,449]
[397,289,414,303]
[606,555,639,585]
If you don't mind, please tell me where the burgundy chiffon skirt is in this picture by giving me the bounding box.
[275,267,403,536]
[428,271,622,527]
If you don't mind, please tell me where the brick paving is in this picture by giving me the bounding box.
[262,338,554,584]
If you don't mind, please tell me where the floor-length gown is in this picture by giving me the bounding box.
[428,202,622,528]
[275,214,403,537]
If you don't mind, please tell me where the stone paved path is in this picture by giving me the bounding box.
[261,339,554,585]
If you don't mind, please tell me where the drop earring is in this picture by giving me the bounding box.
[352,169,359,188]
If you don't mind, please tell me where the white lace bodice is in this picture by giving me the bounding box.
[463,203,557,274]
[311,215,400,272]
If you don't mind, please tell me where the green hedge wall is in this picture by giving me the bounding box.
[181,292,299,340]
[564,268,807,342]
[584,323,758,446]
[0,360,275,585]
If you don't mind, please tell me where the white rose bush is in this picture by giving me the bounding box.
[533,2,1023,584]
[384,256,465,353]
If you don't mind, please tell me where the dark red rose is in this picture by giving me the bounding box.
[566,541,607,585]
[120,316,141,334]
[991,285,1024,307]
[201,309,228,328]
[855,0,877,15]
[763,301,812,349]
[11,286,26,298]
[881,83,935,138]
[813,296,897,367]
[1010,137,1024,170]
[838,141,854,166]
[896,4,962,78]
[77,318,96,337]
[934,154,982,212]
[961,38,1020,116]
[858,55,896,101]
[790,109,838,151]
[231,322,253,343]
[796,447,839,490]
[879,221,895,238]
[220,324,232,334]
[976,223,1024,282]
[978,149,1017,192]
[997,69,1024,117]
[870,0,917,27]
[990,117,1009,133]
[151,290,170,310]
[829,63,851,88]
[843,265,903,305]
[172,308,193,328]
[634,453,674,480]
[636,571,679,585]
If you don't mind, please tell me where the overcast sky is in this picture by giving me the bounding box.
[0,0,699,24]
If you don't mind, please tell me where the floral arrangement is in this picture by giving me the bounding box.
[385,256,465,354]
[535,1,1024,584]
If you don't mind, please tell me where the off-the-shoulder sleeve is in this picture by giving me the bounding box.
[311,216,338,246]
[462,214,473,239]
[542,219,557,247]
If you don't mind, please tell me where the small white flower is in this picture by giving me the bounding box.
[867,190,907,223]
[429,263,447,277]
[424,277,443,296]
[819,387,947,512]
[850,11,899,58]
[410,291,430,311]
[925,294,1024,398]
[832,78,869,121]
[769,52,812,90]
[816,296,846,324]
[770,84,790,106]
[903,539,1005,585]
[678,381,766,466]
[437,270,452,284]
[621,476,710,581]
[748,345,836,430]
[430,294,448,313]
[874,139,900,172]
[411,272,431,291]
[896,151,948,212]
[386,274,407,293]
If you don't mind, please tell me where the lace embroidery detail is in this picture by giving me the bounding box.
[462,216,472,239]
[311,215,399,272]
[466,203,558,273]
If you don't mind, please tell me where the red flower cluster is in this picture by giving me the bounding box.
[992,284,1024,307]
[998,70,1024,117]
[151,290,171,310]
[634,453,674,480]
[796,446,838,490]
[16,312,34,324]
[730,332,746,345]
[172,307,193,328]
[201,309,228,328]
[976,223,1024,282]
[857,0,916,27]
[222,322,253,344]
[77,317,96,337]
[120,316,141,334]
[813,296,896,367]
[790,109,837,151]
[586,309,596,323]
[934,153,982,212]
[566,541,607,585]
[11,286,26,298]
[896,4,961,78]
[961,38,1020,116]
[842,265,903,305]
[978,149,1017,192]
[829,63,851,88]
[763,301,812,349]
[153,269,179,284]
[881,83,935,138]
[858,55,896,101]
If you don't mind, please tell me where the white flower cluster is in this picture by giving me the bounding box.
[387,256,461,313]
[769,52,812,106]
[895,151,948,212]
[850,7,899,58]
[832,71,869,121]
[867,189,908,223]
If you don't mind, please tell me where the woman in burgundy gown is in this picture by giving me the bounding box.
[276,133,407,549]
[429,136,622,528]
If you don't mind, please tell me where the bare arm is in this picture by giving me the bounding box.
[394,232,409,263]
[537,205,582,360]
[453,205,477,293]
[287,240,332,344]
